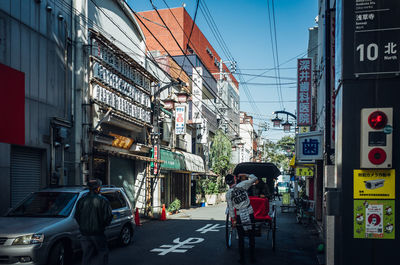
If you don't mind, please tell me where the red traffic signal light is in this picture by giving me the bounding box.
[368,111,388,130]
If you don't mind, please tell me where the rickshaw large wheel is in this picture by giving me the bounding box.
[225,214,235,248]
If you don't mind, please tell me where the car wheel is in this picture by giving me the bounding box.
[119,225,132,246]
[48,242,66,265]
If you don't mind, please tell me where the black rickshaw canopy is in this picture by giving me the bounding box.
[233,162,281,180]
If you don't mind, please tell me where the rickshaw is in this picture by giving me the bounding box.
[225,162,281,251]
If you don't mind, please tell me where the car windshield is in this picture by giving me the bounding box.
[8,192,79,217]
[278,182,288,187]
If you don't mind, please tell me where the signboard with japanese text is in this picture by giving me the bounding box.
[153,145,159,175]
[295,131,323,162]
[354,0,400,76]
[175,105,186,135]
[192,67,203,124]
[297,58,312,126]
[354,200,395,239]
[299,126,310,133]
[89,34,152,125]
[196,121,208,144]
[353,169,395,199]
[296,167,314,177]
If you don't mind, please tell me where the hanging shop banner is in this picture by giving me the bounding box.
[192,67,203,124]
[297,58,312,126]
[354,200,395,239]
[175,105,186,135]
[295,167,314,177]
[353,169,395,199]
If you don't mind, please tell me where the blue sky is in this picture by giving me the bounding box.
[128,0,318,141]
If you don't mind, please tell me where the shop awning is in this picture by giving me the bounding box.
[94,146,163,163]
[177,151,205,173]
[160,149,186,171]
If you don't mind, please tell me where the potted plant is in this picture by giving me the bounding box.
[167,198,181,214]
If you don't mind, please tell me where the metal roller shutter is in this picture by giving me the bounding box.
[10,147,42,207]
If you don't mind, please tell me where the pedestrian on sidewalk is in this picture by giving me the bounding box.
[274,183,281,201]
[75,178,113,265]
[225,173,258,264]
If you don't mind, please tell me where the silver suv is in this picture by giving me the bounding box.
[0,186,135,265]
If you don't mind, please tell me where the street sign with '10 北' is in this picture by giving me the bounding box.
[354,0,400,76]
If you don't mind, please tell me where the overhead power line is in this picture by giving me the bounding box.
[138,1,243,135]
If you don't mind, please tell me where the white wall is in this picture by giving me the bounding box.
[89,0,146,67]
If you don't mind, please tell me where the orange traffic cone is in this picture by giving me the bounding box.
[134,208,141,226]
[160,204,166,221]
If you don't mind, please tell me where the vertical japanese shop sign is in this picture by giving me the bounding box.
[153,145,159,175]
[192,67,203,124]
[297,59,312,126]
[175,105,186,135]
[354,0,400,75]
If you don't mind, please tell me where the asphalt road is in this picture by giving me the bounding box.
[73,200,320,265]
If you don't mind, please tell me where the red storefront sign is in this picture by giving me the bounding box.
[0,63,25,145]
[297,59,312,126]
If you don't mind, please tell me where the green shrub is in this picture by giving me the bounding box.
[167,198,181,213]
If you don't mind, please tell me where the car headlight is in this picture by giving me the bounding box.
[12,234,44,245]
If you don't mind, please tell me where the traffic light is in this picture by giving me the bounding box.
[360,108,393,168]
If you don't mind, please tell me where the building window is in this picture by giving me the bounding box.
[187,44,194,54]
[206,47,213,57]
[214,57,220,67]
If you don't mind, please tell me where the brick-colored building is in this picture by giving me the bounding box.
[136,7,238,87]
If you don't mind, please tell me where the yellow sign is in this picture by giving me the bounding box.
[299,126,310,133]
[282,193,291,206]
[110,133,134,150]
[353,169,395,199]
[296,167,314,177]
[289,155,296,168]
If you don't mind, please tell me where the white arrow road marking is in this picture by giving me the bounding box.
[150,237,204,256]
[196,224,225,234]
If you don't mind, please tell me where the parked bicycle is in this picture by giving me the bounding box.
[294,195,315,224]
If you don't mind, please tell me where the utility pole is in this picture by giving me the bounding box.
[146,80,182,217]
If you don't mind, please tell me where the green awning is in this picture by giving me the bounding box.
[160,149,185,171]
